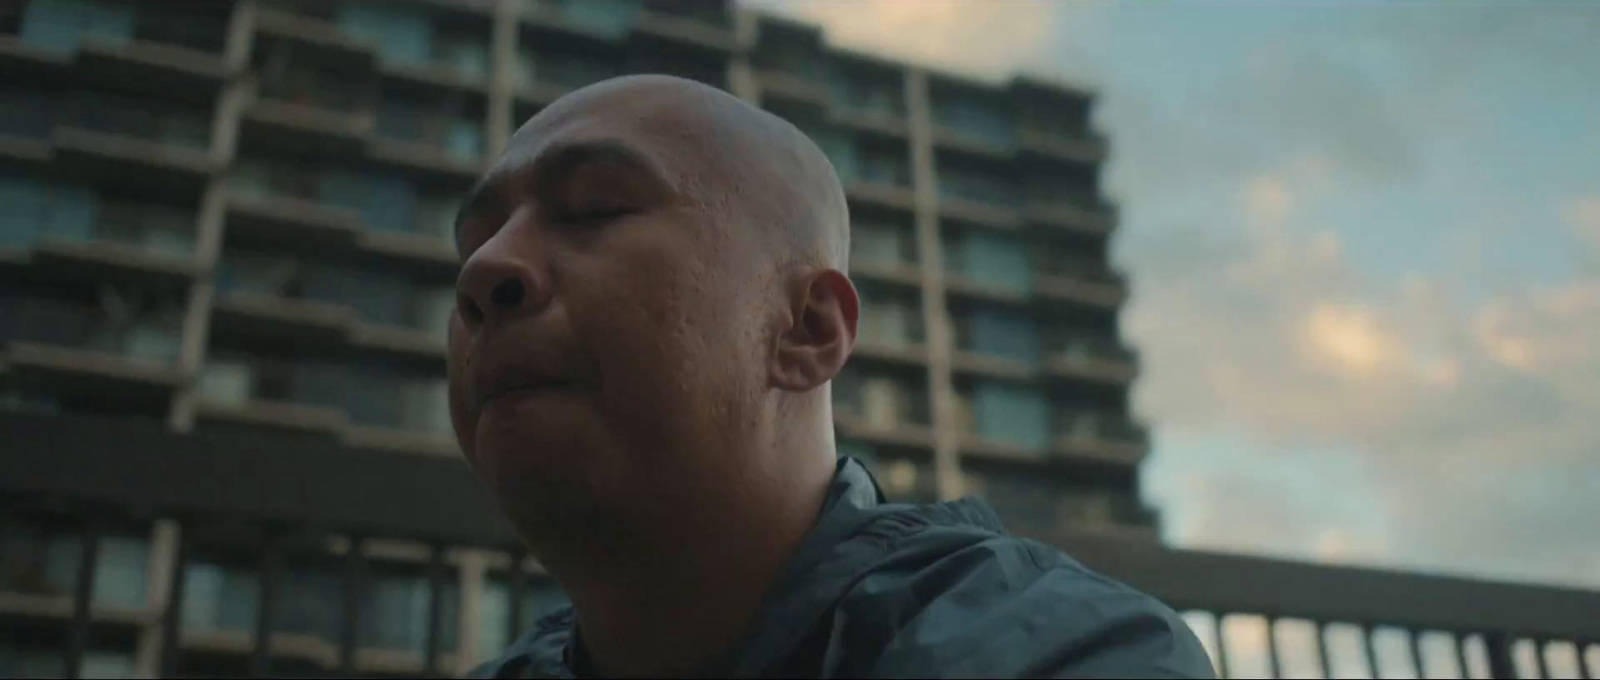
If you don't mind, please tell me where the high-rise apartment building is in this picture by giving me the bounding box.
[0,0,1152,676]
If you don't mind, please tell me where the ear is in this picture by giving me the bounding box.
[770,268,858,392]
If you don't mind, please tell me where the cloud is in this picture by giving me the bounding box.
[753,0,1600,589]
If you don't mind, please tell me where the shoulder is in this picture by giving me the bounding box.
[831,512,1215,679]
[465,606,576,679]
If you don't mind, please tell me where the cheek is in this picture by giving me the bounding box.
[445,314,478,457]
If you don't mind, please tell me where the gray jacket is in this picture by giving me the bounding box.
[469,457,1215,678]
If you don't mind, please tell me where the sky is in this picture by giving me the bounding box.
[744,0,1600,598]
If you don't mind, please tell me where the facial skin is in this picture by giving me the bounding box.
[447,75,857,676]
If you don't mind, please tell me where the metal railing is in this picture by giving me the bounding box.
[3,411,1597,679]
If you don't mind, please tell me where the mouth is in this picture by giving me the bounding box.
[478,378,581,412]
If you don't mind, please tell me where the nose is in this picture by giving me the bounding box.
[455,235,551,332]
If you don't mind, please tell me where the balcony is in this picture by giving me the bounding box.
[520,0,637,43]
[368,91,484,182]
[944,274,1030,307]
[1053,414,1149,467]
[1033,261,1128,308]
[223,163,461,280]
[844,181,916,214]
[632,0,737,55]
[253,6,376,70]
[0,284,186,416]
[1045,338,1138,387]
[850,261,921,290]
[951,351,1037,382]
[194,350,453,455]
[753,19,831,109]
[7,1,231,101]
[1026,198,1117,236]
[1018,128,1107,165]
[240,99,374,158]
[10,410,1600,680]
[828,55,907,138]
[223,194,364,253]
[930,83,1018,162]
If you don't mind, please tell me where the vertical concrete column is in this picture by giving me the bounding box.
[727,9,759,103]
[487,0,519,158]
[169,3,255,433]
[454,549,488,675]
[131,520,182,679]
[905,70,962,502]
[223,0,257,74]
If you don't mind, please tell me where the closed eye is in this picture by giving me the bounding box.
[561,206,637,225]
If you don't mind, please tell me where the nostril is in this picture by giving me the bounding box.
[490,278,525,309]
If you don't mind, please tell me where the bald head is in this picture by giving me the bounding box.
[493,75,851,272]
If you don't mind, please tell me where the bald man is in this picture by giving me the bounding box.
[452,75,1213,679]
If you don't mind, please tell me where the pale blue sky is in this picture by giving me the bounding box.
[752,0,1600,591]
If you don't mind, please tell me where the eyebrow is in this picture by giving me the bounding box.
[453,138,673,252]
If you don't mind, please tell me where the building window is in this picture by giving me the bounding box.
[182,560,261,634]
[18,0,135,55]
[833,368,928,430]
[850,219,916,268]
[857,282,922,348]
[0,88,55,141]
[360,563,460,654]
[477,574,569,662]
[967,381,1050,449]
[830,63,903,120]
[937,158,1019,208]
[946,230,1032,292]
[931,85,1016,149]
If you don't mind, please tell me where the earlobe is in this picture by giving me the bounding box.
[770,268,857,392]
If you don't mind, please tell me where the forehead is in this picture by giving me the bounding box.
[498,86,714,179]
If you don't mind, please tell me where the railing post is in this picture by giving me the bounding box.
[253,527,283,677]
[158,519,191,679]
[337,534,365,674]
[1264,616,1281,679]
[1410,630,1428,679]
[1363,625,1382,680]
[507,549,526,645]
[1312,622,1332,679]
[1484,632,1517,680]
[1456,633,1477,680]
[1212,612,1231,679]
[65,520,100,680]
[1580,642,1594,680]
[425,543,447,673]
[1533,639,1551,680]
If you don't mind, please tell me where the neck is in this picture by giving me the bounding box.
[536,417,838,677]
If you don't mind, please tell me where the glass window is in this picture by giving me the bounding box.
[857,147,905,187]
[0,89,55,140]
[938,161,1018,208]
[338,1,433,67]
[19,0,133,54]
[857,284,921,347]
[967,308,1040,363]
[360,568,460,653]
[91,535,149,610]
[0,171,52,249]
[558,0,641,39]
[954,231,1032,292]
[932,88,1015,149]
[276,565,344,641]
[850,222,911,267]
[198,359,255,407]
[972,382,1049,448]
[182,561,259,634]
[477,575,568,661]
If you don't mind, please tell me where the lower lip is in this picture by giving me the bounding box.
[480,386,577,415]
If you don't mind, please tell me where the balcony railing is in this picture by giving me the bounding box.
[3,411,1598,679]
